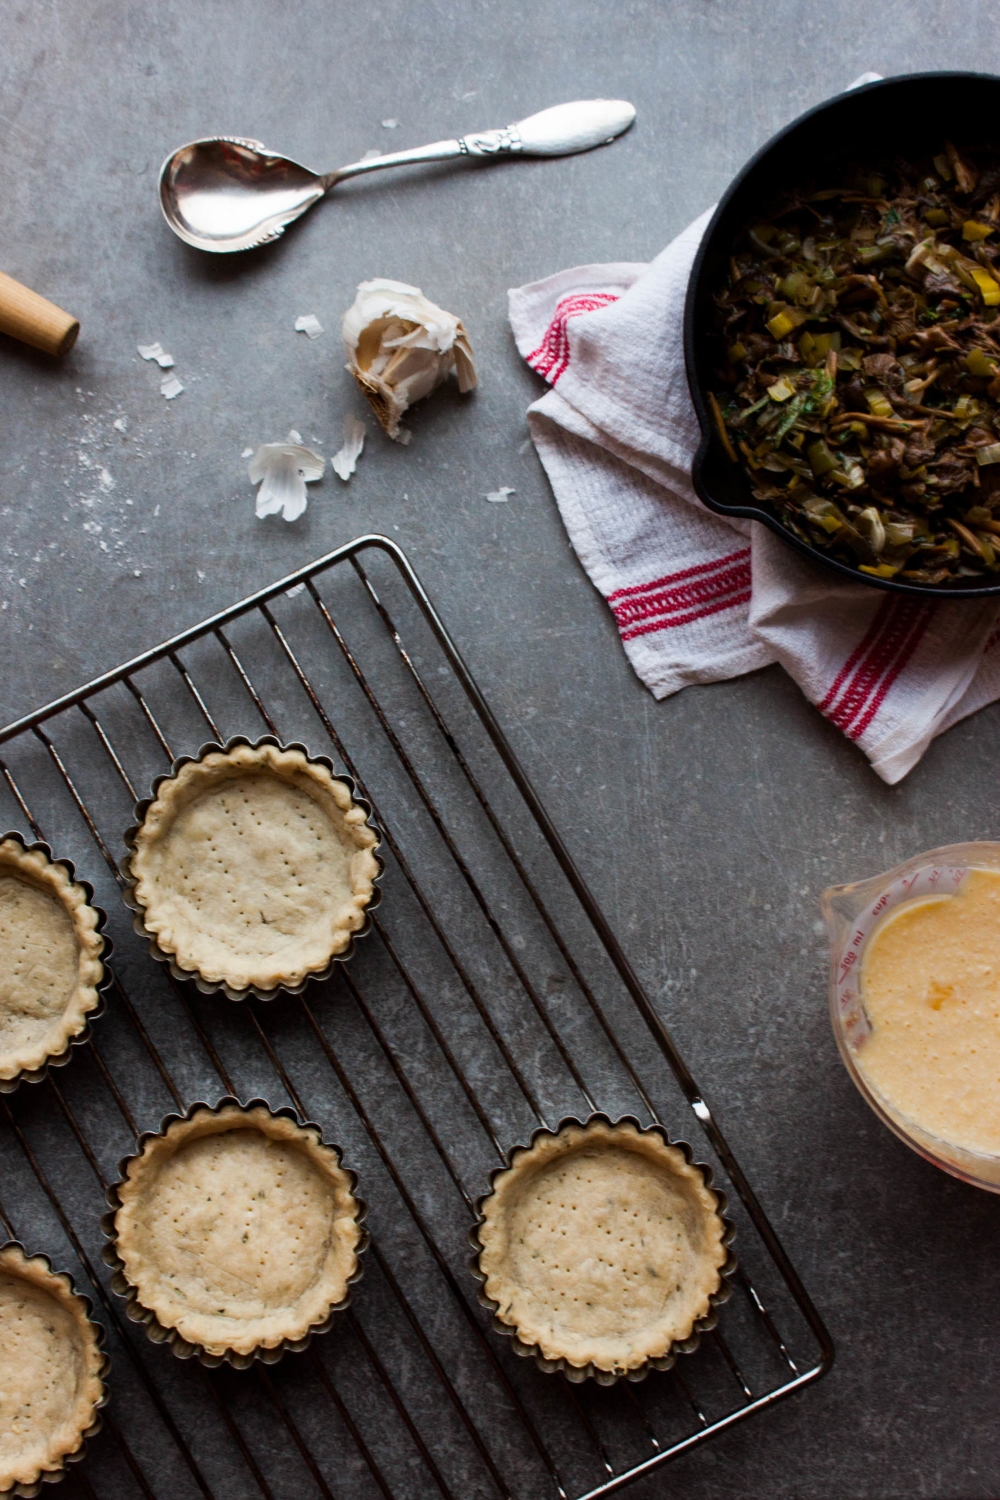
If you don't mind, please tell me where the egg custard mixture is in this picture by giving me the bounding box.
[860,866,1000,1155]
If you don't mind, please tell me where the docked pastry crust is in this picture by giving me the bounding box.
[0,1243,105,1491]
[476,1119,728,1374]
[112,1103,364,1357]
[128,743,380,992]
[0,838,104,1082]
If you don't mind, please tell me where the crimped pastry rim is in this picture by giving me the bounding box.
[0,834,105,1083]
[0,1241,108,1493]
[473,1115,733,1379]
[124,739,381,996]
[108,1099,366,1361]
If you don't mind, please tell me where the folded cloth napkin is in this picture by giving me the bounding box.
[509,213,1000,783]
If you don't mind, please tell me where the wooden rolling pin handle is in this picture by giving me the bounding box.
[0,269,79,356]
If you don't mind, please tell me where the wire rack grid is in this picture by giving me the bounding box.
[0,535,832,1500]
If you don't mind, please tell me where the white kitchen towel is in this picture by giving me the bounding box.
[509,213,1000,783]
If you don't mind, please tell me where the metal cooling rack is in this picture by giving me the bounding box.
[0,535,832,1500]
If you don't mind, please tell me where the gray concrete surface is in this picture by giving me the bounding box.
[3,3,1000,1497]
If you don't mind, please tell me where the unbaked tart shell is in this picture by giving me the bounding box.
[0,834,106,1087]
[0,1242,108,1495]
[104,1099,367,1366]
[472,1116,734,1382]
[123,739,382,998]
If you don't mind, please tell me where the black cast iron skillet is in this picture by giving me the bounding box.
[684,71,1000,599]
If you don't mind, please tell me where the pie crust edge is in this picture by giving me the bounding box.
[476,1119,728,1373]
[0,837,105,1081]
[113,1103,364,1357]
[0,1242,105,1490]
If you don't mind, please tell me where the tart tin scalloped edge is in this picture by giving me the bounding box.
[468,1112,738,1386]
[0,832,112,1095]
[0,1240,111,1499]
[100,1095,369,1370]
[119,735,384,1002]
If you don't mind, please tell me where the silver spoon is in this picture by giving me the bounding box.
[159,99,635,254]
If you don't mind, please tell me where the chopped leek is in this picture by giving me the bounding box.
[965,348,997,378]
[806,331,841,364]
[856,243,892,265]
[970,266,1000,305]
[779,271,814,303]
[864,389,895,419]
[807,439,837,476]
[765,306,806,339]
[963,219,995,242]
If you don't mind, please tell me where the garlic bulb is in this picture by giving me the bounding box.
[342,279,477,441]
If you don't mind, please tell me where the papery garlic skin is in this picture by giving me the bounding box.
[342,279,477,441]
[249,439,325,521]
[331,416,366,482]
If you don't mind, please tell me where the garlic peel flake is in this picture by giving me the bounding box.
[342,279,477,441]
[249,436,324,521]
[294,314,324,339]
[332,416,366,481]
[138,341,175,368]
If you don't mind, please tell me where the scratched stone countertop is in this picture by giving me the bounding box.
[2,4,1000,1498]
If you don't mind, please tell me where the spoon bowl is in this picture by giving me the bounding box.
[160,137,327,253]
[159,100,637,254]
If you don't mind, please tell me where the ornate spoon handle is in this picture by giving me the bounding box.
[326,100,635,187]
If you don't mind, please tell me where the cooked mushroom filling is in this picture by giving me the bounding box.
[710,142,1000,585]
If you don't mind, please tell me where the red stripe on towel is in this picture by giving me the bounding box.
[820,598,932,739]
[526,293,620,384]
[610,550,752,641]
